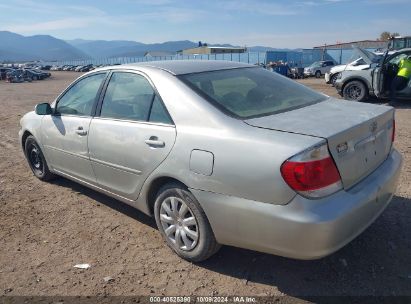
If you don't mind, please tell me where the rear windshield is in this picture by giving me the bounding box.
[180,67,327,119]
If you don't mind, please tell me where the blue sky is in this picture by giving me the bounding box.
[1,0,409,48]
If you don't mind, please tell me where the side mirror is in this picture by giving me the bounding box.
[35,103,52,115]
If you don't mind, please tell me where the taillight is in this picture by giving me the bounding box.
[280,142,342,198]
[391,119,395,142]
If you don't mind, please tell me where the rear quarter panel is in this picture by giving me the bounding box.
[154,123,322,205]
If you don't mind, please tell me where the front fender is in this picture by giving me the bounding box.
[340,69,373,91]
[19,111,45,152]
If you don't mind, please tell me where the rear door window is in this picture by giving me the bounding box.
[149,95,173,124]
[100,72,173,124]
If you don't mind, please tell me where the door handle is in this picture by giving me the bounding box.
[145,136,165,148]
[75,126,88,136]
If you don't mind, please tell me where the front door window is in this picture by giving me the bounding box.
[56,73,106,116]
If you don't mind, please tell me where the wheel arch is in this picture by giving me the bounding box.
[145,176,189,215]
[21,129,48,164]
[341,77,371,93]
[21,130,34,152]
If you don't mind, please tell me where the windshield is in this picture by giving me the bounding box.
[309,62,322,68]
[180,67,327,119]
[389,53,410,65]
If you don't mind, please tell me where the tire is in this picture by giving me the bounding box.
[24,135,55,181]
[331,73,339,86]
[315,71,321,78]
[154,183,220,262]
[342,80,368,102]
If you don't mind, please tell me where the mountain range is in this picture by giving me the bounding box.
[0,30,293,62]
[0,31,88,61]
[66,39,199,58]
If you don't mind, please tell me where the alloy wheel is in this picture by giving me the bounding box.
[347,85,362,100]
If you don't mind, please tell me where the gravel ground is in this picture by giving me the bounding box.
[0,72,410,301]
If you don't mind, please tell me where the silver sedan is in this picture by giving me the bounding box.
[19,61,402,262]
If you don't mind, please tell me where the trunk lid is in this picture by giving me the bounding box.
[245,98,394,189]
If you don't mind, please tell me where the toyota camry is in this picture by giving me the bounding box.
[19,61,402,262]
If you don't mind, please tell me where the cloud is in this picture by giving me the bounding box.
[221,0,351,15]
[221,0,299,15]
[298,0,350,6]
[0,0,109,18]
[368,0,410,3]
[3,13,135,34]
[128,0,174,5]
[137,7,211,23]
[1,1,125,34]
[65,5,107,16]
[5,18,91,33]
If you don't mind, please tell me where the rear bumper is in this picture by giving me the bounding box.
[191,148,402,259]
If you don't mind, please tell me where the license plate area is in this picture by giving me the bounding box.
[355,129,387,174]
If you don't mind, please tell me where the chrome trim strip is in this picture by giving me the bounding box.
[44,145,89,160]
[90,157,142,175]
[92,116,175,127]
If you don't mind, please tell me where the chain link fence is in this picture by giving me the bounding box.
[41,47,381,68]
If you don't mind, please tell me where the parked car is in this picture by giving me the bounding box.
[78,64,94,72]
[0,68,14,80]
[23,69,50,80]
[325,56,380,86]
[335,48,411,102]
[6,69,31,83]
[22,69,43,80]
[304,60,335,78]
[19,61,402,262]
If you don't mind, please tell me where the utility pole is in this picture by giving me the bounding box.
[322,43,327,60]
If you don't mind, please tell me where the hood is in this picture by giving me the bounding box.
[330,64,346,73]
[330,60,370,73]
[352,47,380,65]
